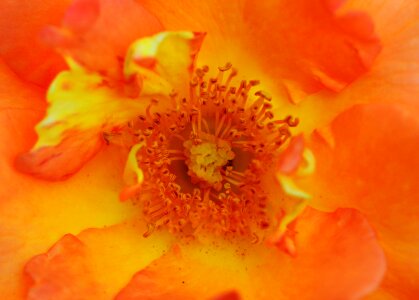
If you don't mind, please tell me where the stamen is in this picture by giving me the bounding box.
[112,63,299,240]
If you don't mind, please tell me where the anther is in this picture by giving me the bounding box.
[122,62,299,241]
[255,90,272,101]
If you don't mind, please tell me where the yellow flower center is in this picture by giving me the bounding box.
[117,63,299,240]
[184,136,235,186]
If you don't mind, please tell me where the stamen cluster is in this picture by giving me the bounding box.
[115,64,298,240]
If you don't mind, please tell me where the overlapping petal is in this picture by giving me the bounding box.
[299,103,419,298]
[0,0,70,86]
[0,63,138,298]
[243,0,381,97]
[139,0,381,100]
[124,31,205,97]
[1,0,417,298]
[16,30,204,180]
[115,208,384,300]
[335,0,419,111]
[15,63,149,180]
[275,0,419,135]
[25,222,173,300]
[42,0,163,79]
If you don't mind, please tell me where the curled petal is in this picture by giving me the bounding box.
[256,207,386,299]
[16,130,103,181]
[0,0,69,86]
[16,64,150,180]
[243,0,381,97]
[115,244,250,300]
[276,175,311,201]
[140,0,381,99]
[0,63,144,297]
[24,223,173,300]
[300,103,419,297]
[276,135,304,175]
[124,31,206,97]
[120,143,145,201]
[280,0,419,136]
[25,235,101,300]
[116,208,385,299]
[42,0,163,79]
[122,143,145,185]
[337,0,419,112]
[1,147,140,298]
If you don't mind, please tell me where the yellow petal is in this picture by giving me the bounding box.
[276,174,311,200]
[123,143,145,185]
[17,64,149,180]
[124,31,205,97]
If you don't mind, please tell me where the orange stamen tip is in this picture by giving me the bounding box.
[112,63,299,240]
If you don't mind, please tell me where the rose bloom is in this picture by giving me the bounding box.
[1,0,418,299]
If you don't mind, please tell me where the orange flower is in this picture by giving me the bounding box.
[0,0,418,299]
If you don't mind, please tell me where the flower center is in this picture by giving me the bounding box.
[184,134,235,187]
[114,63,298,240]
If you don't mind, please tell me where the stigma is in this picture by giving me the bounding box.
[110,63,299,240]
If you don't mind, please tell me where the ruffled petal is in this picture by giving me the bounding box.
[115,243,252,299]
[299,103,419,297]
[124,31,205,97]
[17,29,204,180]
[337,0,419,110]
[243,0,381,97]
[254,207,386,299]
[139,0,380,98]
[137,1,243,63]
[0,0,70,86]
[25,235,100,299]
[24,222,173,299]
[277,0,419,135]
[116,208,385,299]
[43,0,163,79]
[0,64,137,298]
[15,63,150,180]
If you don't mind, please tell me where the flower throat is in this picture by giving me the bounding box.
[112,63,298,240]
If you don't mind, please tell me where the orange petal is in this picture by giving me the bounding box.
[137,1,244,64]
[43,0,163,79]
[25,235,101,299]
[276,135,304,175]
[24,222,173,299]
[211,291,241,300]
[243,0,381,97]
[15,64,150,180]
[254,207,386,299]
[292,0,419,131]
[0,64,137,298]
[0,0,70,86]
[335,0,419,110]
[115,243,251,300]
[279,0,419,135]
[140,0,380,98]
[116,208,385,299]
[16,130,104,181]
[1,148,141,299]
[299,103,419,297]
